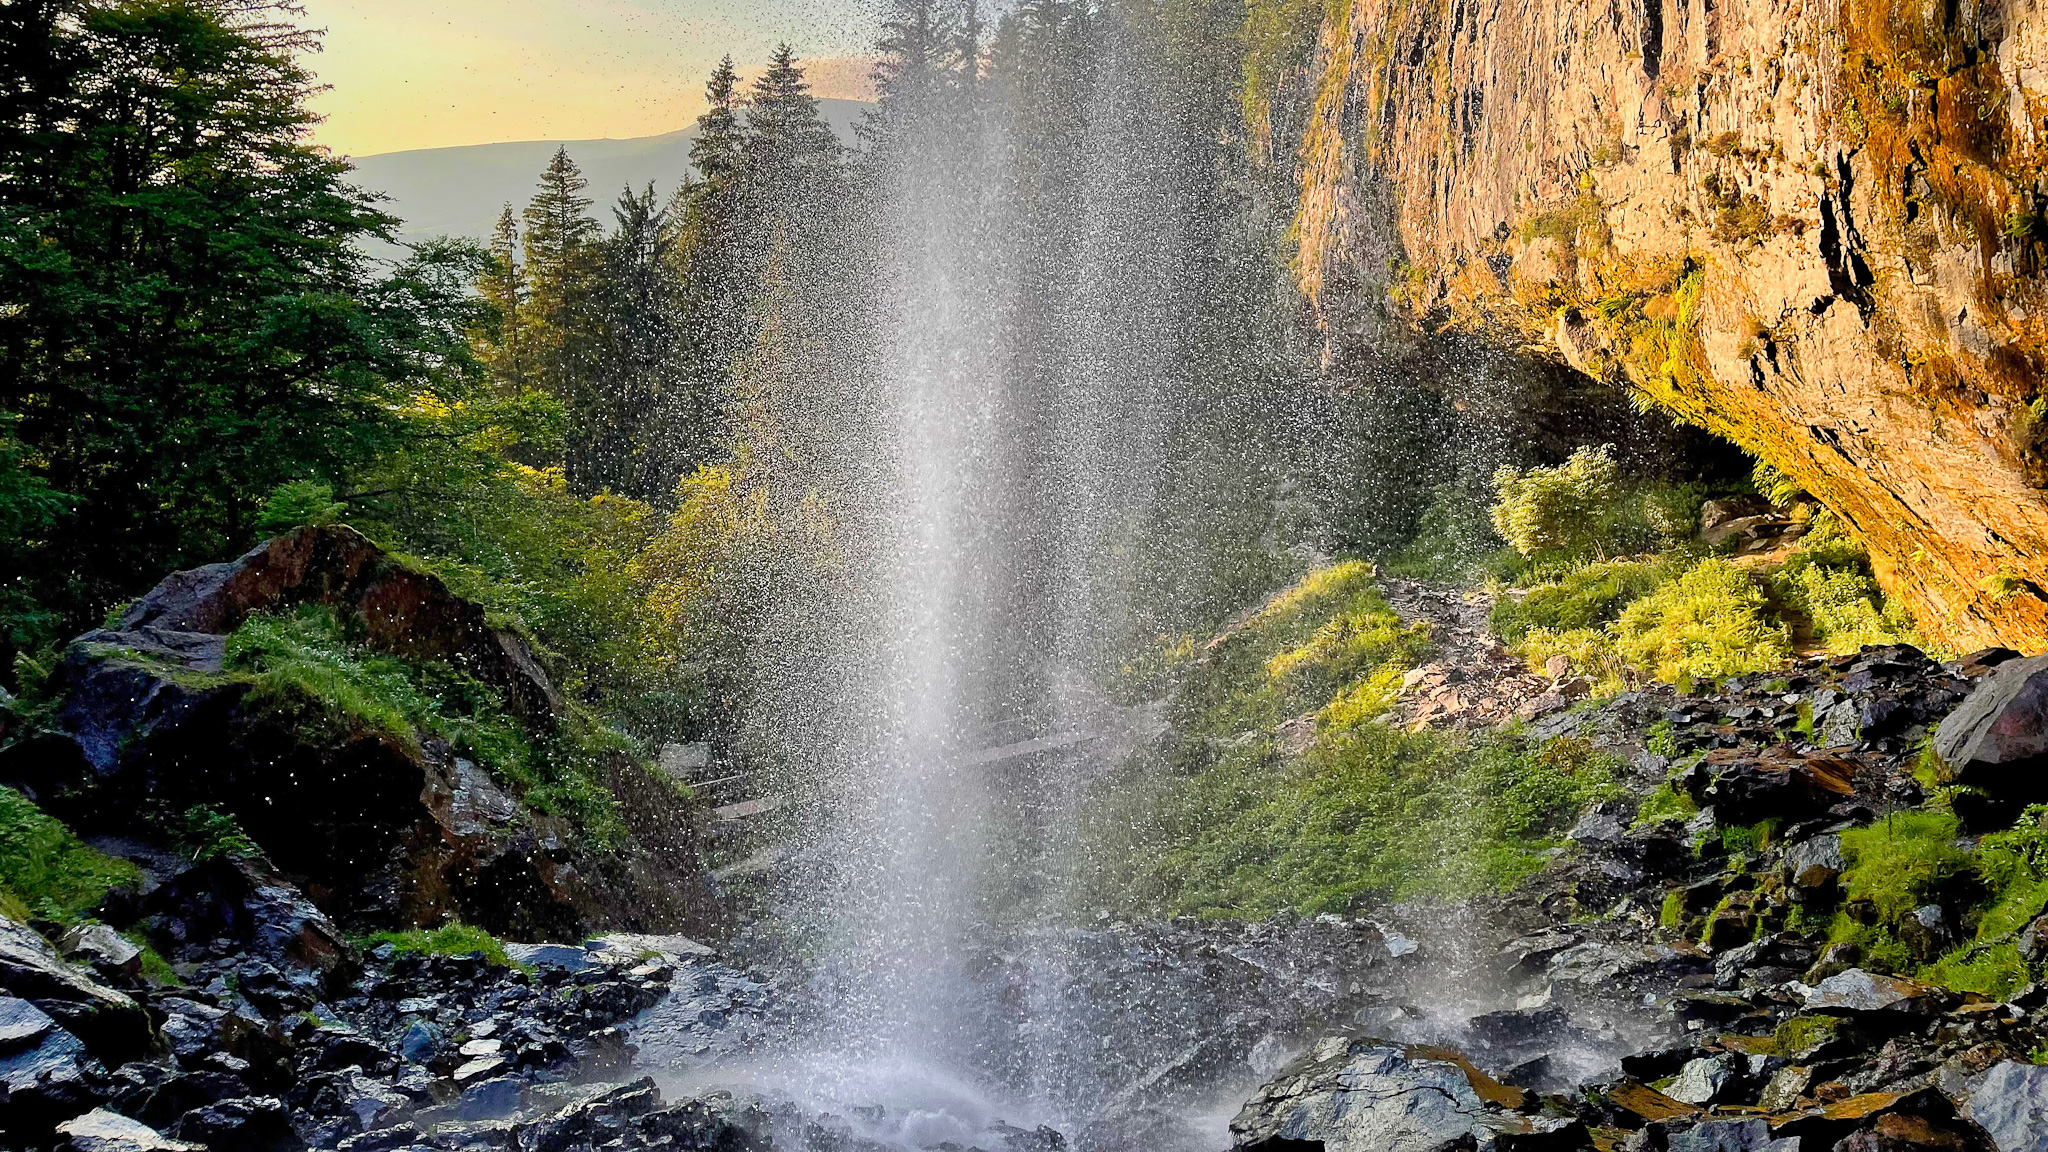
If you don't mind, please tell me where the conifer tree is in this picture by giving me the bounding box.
[476,204,527,393]
[745,45,841,184]
[521,147,601,406]
[690,55,746,184]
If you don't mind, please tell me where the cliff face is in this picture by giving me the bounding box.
[1290,0,2048,650]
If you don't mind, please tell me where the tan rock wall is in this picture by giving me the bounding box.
[1292,0,2048,650]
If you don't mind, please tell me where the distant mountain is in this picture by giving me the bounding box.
[347,98,871,252]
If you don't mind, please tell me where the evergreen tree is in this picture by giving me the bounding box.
[476,204,527,393]
[0,0,481,661]
[745,45,841,187]
[691,55,746,184]
[574,184,690,499]
[520,148,602,406]
[867,0,968,142]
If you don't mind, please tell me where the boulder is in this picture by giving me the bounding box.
[54,1109,203,1152]
[142,857,354,995]
[1681,747,1860,825]
[0,916,150,1062]
[1803,969,1939,1017]
[166,1095,303,1152]
[1933,654,2048,826]
[0,531,718,940]
[57,924,140,979]
[1229,1034,1530,1151]
[0,996,103,1137]
[1963,1060,2048,1151]
[1664,1117,1798,1151]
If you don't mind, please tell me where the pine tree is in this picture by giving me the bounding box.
[521,148,601,405]
[476,204,526,393]
[691,55,746,185]
[574,184,688,498]
[745,45,841,183]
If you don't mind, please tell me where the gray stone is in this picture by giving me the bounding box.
[453,1075,523,1121]
[452,1055,506,1082]
[0,993,57,1047]
[1568,810,1627,844]
[1665,1055,1738,1106]
[55,1108,204,1152]
[397,1019,439,1063]
[1965,1060,2048,1151]
[1666,1117,1798,1152]
[1780,834,1845,890]
[1935,654,2048,796]
[1229,1035,1528,1151]
[502,943,594,971]
[0,915,149,1059]
[1802,968,1935,1015]
[336,1067,412,1131]
[58,923,141,975]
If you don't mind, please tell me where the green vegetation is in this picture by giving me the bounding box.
[1611,559,1793,687]
[1492,558,1686,642]
[1082,561,1625,918]
[0,786,139,926]
[173,806,262,863]
[365,923,518,968]
[1491,446,1626,561]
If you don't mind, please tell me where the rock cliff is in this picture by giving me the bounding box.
[1287,0,2048,650]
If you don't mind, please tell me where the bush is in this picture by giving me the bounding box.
[1770,526,1920,654]
[0,786,140,925]
[1492,446,1623,560]
[255,480,346,535]
[1610,559,1790,687]
[175,806,261,862]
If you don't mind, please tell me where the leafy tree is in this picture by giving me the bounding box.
[0,0,482,673]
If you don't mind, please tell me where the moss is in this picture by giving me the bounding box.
[125,934,182,986]
[1773,1014,1843,1059]
[1660,889,1686,928]
[365,923,518,968]
[0,786,140,926]
[1494,558,1687,642]
[1722,818,1781,859]
[1840,812,1971,923]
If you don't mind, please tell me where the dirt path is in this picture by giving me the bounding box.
[1377,577,1559,730]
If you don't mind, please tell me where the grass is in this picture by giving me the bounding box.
[1492,558,1687,642]
[0,786,139,926]
[1611,559,1792,689]
[365,923,519,968]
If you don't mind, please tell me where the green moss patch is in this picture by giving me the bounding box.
[364,923,518,968]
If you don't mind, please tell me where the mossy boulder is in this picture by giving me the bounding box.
[0,531,716,943]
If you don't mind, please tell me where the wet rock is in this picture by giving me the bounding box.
[1665,1055,1740,1105]
[0,915,149,1062]
[54,1109,203,1152]
[1229,1035,1529,1151]
[1663,1117,1797,1151]
[1780,833,1846,894]
[1933,655,2048,827]
[166,1095,303,1152]
[143,858,353,995]
[514,1078,662,1152]
[1962,1060,2048,1151]
[58,923,141,980]
[1682,747,1860,825]
[0,995,102,1136]
[1804,970,1938,1016]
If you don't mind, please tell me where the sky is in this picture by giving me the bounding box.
[299,0,885,158]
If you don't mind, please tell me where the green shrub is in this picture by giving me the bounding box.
[365,923,517,968]
[0,786,140,925]
[1610,559,1791,687]
[1769,527,1920,654]
[175,806,262,862]
[1492,446,1623,560]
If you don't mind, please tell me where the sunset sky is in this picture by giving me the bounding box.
[298,0,883,158]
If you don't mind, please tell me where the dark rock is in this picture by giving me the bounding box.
[1683,747,1860,825]
[1663,1117,1793,1151]
[1933,654,2048,827]
[336,1124,421,1152]
[1804,969,1939,1017]
[166,1095,304,1152]
[0,916,150,1063]
[1665,1055,1740,1105]
[0,996,103,1137]
[143,857,353,995]
[516,1078,665,1152]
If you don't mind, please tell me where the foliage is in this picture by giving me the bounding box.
[0,786,139,926]
[1770,523,1920,654]
[255,481,346,536]
[1636,780,1701,826]
[1610,559,1791,688]
[1493,558,1687,643]
[0,2,486,658]
[224,605,626,846]
[365,923,517,968]
[1833,811,1972,967]
[1084,731,1624,918]
[1491,446,1624,561]
[174,806,262,863]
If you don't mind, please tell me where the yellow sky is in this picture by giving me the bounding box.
[300,0,876,157]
